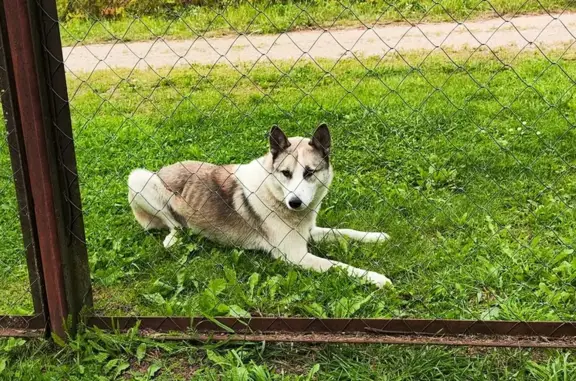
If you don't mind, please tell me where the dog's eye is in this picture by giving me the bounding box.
[281,170,292,178]
[303,167,315,179]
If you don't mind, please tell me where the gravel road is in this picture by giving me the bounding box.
[62,12,576,73]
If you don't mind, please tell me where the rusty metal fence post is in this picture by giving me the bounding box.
[0,0,92,339]
[0,0,46,318]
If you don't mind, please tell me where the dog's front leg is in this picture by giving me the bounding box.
[272,244,392,288]
[310,227,389,243]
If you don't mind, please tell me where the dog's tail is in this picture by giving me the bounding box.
[128,168,154,203]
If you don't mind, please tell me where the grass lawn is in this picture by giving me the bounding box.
[0,327,575,379]
[1,49,575,320]
[1,49,576,319]
[58,0,574,46]
[1,48,556,321]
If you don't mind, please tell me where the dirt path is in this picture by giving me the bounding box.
[63,13,576,73]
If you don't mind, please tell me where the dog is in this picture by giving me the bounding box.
[127,124,392,287]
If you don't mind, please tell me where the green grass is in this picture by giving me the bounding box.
[1,49,575,320]
[0,327,575,379]
[2,48,576,318]
[59,0,573,46]
[57,48,576,319]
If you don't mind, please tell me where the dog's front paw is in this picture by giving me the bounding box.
[362,232,390,243]
[364,271,392,288]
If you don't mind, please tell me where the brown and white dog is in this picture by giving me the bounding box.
[128,124,391,287]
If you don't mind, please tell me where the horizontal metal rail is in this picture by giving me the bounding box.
[84,316,576,347]
[0,315,46,330]
[149,333,576,348]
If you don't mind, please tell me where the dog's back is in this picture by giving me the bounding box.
[128,161,267,248]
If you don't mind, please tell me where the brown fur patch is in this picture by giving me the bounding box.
[157,161,267,246]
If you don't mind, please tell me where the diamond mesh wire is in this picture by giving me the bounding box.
[23,0,576,334]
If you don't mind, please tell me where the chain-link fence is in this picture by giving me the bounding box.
[1,0,575,343]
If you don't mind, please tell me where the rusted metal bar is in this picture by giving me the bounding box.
[148,333,576,348]
[0,329,44,338]
[1,0,92,340]
[0,0,47,317]
[37,0,93,322]
[0,315,46,330]
[85,317,576,341]
[1,0,69,340]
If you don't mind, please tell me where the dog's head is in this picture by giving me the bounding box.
[266,124,333,211]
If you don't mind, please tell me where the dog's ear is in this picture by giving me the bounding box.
[269,125,290,159]
[310,123,331,157]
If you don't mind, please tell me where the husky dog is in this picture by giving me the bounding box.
[128,124,391,287]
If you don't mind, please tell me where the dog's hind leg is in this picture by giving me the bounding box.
[310,227,389,243]
[128,169,183,248]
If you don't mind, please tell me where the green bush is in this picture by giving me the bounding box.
[56,0,226,19]
[56,0,304,20]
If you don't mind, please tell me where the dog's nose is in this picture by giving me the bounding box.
[288,197,303,209]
